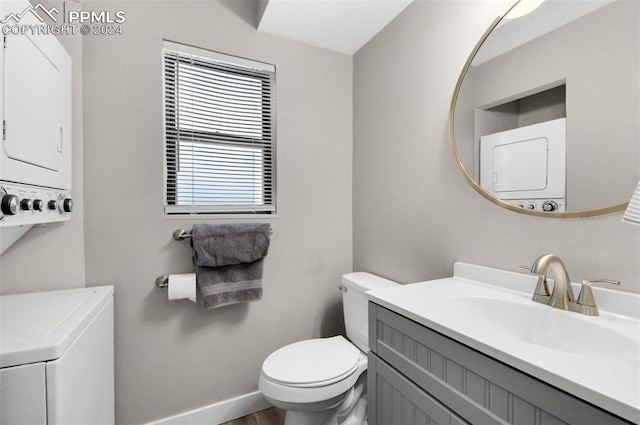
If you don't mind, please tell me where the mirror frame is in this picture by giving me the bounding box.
[448,3,629,219]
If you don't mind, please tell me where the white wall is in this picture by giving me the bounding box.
[81,1,352,423]
[353,0,640,291]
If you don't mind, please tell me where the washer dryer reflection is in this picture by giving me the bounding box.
[480,118,566,212]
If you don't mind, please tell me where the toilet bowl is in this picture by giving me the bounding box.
[259,336,367,425]
[258,272,399,425]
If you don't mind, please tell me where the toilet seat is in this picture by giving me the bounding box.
[262,336,360,388]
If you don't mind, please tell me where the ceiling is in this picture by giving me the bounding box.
[256,0,616,60]
[257,0,414,55]
[472,0,615,65]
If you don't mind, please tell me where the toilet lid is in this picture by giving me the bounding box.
[262,336,361,387]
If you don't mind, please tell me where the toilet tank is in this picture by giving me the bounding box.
[342,272,399,352]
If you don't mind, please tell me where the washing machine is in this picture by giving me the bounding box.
[0,286,114,424]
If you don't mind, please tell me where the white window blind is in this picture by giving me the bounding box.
[163,41,276,216]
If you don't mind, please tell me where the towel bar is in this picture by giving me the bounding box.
[173,229,191,241]
[173,227,274,241]
[161,226,274,288]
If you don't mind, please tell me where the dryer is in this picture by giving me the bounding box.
[0,286,114,425]
[480,118,566,212]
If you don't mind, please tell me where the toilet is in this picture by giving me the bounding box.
[258,272,399,425]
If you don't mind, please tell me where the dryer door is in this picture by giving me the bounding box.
[0,0,72,190]
[4,28,64,171]
[480,118,566,200]
[491,137,549,193]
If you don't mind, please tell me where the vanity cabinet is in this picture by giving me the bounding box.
[368,302,633,425]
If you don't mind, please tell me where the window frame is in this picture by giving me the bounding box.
[162,40,276,218]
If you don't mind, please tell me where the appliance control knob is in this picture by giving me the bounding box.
[48,200,58,211]
[542,201,559,212]
[1,195,19,215]
[33,199,44,211]
[62,198,73,213]
[20,198,33,211]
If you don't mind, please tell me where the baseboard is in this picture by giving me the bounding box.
[147,391,272,425]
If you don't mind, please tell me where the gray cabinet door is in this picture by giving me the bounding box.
[369,352,469,425]
[369,302,633,425]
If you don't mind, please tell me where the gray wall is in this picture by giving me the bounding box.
[353,0,640,291]
[81,1,352,423]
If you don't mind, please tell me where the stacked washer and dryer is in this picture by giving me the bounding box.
[0,2,114,424]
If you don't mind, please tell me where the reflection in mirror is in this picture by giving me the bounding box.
[451,0,639,217]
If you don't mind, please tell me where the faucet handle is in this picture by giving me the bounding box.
[531,274,551,303]
[577,279,621,306]
[520,265,550,303]
[574,279,621,316]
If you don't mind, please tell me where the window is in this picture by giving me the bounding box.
[162,41,276,216]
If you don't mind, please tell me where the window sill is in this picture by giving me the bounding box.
[164,213,279,220]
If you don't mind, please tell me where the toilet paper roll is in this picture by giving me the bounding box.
[168,273,196,302]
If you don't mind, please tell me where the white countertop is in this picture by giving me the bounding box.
[366,262,640,423]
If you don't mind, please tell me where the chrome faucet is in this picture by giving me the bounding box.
[526,254,620,316]
[530,254,575,310]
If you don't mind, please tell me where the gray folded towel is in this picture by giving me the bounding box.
[192,223,271,267]
[197,260,265,309]
[191,223,271,310]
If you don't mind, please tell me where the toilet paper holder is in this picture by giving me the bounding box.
[155,229,193,288]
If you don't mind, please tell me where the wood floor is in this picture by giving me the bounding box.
[220,407,286,425]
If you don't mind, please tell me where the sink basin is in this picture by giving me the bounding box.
[448,296,639,361]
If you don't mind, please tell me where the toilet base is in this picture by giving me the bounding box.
[276,373,368,425]
[284,408,340,425]
[337,373,367,425]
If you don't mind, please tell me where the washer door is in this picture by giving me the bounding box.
[0,363,47,424]
[262,336,360,388]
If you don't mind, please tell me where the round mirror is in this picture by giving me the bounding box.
[449,0,639,218]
